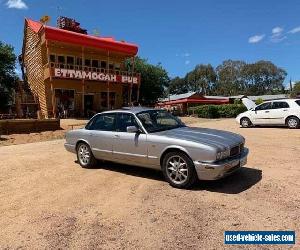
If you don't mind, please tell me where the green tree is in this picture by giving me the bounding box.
[185,64,216,95]
[291,81,300,97]
[127,57,169,105]
[0,41,18,111]
[214,60,246,96]
[168,76,188,94]
[241,61,287,95]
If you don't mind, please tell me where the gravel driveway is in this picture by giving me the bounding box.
[0,119,299,249]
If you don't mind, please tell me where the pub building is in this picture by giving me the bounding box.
[21,16,140,118]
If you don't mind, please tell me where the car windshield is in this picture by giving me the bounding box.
[136,110,185,133]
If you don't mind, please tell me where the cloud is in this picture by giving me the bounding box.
[288,26,300,34]
[248,34,265,43]
[272,26,283,35]
[6,0,28,9]
[183,52,190,57]
[185,60,190,65]
[270,26,286,43]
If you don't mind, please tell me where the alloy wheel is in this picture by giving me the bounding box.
[78,144,91,165]
[288,118,298,128]
[166,155,189,185]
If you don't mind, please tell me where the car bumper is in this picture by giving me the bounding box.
[64,143,76,153]
[193,148,249,180]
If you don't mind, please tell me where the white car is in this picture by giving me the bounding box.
[236,98,300,129]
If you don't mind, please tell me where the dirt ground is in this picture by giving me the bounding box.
[0,118,299,249]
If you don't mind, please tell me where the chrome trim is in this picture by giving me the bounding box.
[194,148,249,180]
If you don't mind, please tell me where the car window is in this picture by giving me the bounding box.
[116,113,139,132]
[295,100,300,106]
[136,110,185,133]
[272,101,290,109]
[256,102,272,111]
[87,113,116,131]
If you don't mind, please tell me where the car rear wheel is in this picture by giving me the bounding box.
[162,151,197,189]
[76,142,97,168]
[286,117,299,129]
[240,117,252,128]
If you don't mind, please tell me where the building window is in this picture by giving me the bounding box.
[85,59,91,67]
[92,59,99,68]
[57,55,65,64]
[67,56,74,69]
[76,57,82,65]
[50,54,56,63]
[101,92,107,108]
[109,63,114,70]
[100,61,107,68]
[109,92,116,108]
[115,63,120,73]
[67,56,74,65]
[101,92,116,108]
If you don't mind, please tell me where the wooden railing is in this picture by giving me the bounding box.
[44,62,141,78]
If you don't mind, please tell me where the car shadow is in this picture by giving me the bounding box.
[76,160,262,194]
[75,160,164,181]
[192,167,262,194]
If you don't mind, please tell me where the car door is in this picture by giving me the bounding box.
[268,101,290,125]
[86,113,116,161]
[113,112,148,166]
[252,102,273,125]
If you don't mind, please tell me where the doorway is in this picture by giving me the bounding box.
[84,94,94,117]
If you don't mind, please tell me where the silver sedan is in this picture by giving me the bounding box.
[65,107,249,188]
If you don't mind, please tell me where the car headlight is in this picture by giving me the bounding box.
[216,149,230,160]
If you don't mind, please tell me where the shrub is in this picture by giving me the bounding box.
[190,104,247,118]
[255,98,264,105]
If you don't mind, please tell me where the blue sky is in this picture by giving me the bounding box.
[1,0,300,86]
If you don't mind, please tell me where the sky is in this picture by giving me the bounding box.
[1,0,300,86]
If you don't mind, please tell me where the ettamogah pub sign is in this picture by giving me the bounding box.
[53,68,139,84]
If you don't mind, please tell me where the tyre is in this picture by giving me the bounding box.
[162,151,197,189]
[240,117,252,128]
[76,142,97,168]
[286,116,299,129]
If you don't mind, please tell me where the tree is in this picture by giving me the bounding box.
[127,57,170,105]
[241,61,287,95]
[185,64,216,95]
[291,81,300,97]
[0,41,18,111]
[214,60,246,96]
[168,76,188,94]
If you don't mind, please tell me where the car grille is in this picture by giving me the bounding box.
[230,143,244,157]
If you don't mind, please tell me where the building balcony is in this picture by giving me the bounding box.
[43,62,141,84]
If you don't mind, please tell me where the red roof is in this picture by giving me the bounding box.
[26,18,138,56]
[157,98,229,105]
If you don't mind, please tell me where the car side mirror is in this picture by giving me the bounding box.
[126,126,139,133]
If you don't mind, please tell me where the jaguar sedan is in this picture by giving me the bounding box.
[65,107,249,188]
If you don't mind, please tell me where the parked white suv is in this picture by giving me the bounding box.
[236,98,300,129]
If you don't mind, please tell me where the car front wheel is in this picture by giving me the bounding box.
[76,142,97,168]
[162,151,197,189]
[286,117,299,129]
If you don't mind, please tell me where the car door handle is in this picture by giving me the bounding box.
[114,134,120,138]
[283,109,288,111]
[265,111,270,113]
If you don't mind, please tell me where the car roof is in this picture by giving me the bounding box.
[271,99,299,102]
[261,99,299,103]
[101,106,158,114]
